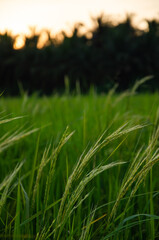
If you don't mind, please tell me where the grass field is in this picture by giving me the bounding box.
[0,85,159,239]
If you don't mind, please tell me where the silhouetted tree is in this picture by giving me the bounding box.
[0,15,159,95]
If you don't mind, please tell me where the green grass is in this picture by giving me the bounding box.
[0,84,159,239]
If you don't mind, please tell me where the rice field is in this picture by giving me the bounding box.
[0,84,159,239]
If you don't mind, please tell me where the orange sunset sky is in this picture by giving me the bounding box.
[0,0,159,47]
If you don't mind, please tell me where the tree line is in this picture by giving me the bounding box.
[0,15,159,95]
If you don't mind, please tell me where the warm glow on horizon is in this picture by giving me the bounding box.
[0,0,159,48]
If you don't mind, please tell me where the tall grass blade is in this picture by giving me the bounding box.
[0,161,24,215]
[13,180,21,240]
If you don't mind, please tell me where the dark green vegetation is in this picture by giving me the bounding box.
[0,15,159,95]
[0,86,159,239]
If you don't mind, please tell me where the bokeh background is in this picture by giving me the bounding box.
[0,0,159,95]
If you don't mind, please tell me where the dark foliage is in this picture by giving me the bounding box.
[0,15,159,95]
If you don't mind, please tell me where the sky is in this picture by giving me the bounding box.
[0,0,159,47]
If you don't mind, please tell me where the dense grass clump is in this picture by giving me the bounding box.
[0,85,159,239]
